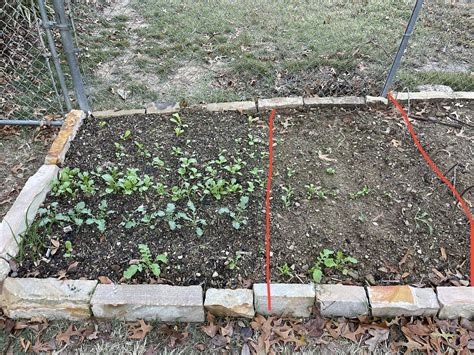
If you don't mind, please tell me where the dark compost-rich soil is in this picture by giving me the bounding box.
[17,101,473,288]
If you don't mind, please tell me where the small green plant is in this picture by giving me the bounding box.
[123,244,168,279]
[86,200,114,232]
[415,209,433,235]
[134,141,151,158]
[170,113,188,137]
[157,203,182,231]
[281,185,294,208]
[77,172,96,195]
[178,200,207,237]
[152,157,165,168]
[358,211,367,223]
[286,167,296,178]
[326,167,336,175]
[101,167,122,194]
[350,185,370,199]
[114,142,126,158]
[120,130,131,140]
[218,196,249,230]
[277,263,293,278]
[64,240,73,258]
[227,253,241,270]
[98,121,107,128]
[309,249,358,283]
[51,167,80,196]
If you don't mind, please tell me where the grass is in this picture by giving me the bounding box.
[70,0,473,110]
[5,0,472,116]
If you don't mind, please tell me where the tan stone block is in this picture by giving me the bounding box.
[146,102,180,114]
[2,278,97,320]
[253,283,315,317]
[91,284,204,322]
[204,289,254,318]
[316,284,369,318]
[205,101,256,113]
[304,96,365,107]
[258,97,304,110]
[437,287,474,319]
[93,109,145,118]
[368,286,439,317]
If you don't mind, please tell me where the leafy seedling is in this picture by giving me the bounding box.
[281,185,294,208]
[123,244,168,279]
[170,113,188,137]
[120,130,131,140]
[64,240,73,258]
[326,167,336,175]
[277,263,293,278]
[415,209,433,235]
[350,185,370,199]
[218,196,249,230]
[227,253,241,270]
[177,200,207,237]
[157,203,182,231]
[309,249,358,283]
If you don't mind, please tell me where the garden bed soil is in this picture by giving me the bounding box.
[17,101,473,288]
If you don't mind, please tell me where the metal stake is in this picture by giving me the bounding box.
[37,0,72,112]
[381,0,424,97]
[51,0,90,113]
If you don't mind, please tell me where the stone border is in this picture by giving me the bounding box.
[1,279,472,321]
[91,91,474,118]
[1,94,473,321]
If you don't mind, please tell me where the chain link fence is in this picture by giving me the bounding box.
[1,0,472,118]
[0,0,69,119]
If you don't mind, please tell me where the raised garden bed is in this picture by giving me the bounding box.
[14,101,473,289]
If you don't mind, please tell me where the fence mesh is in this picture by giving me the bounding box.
[0,0,68,119]
[1,1,473,117]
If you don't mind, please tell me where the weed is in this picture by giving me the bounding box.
[350,185,370,199]
[218,196,249,230]
[415,209,433,235]
[309,249,358,283]
[281,185,294,208]
[277,263,293,278]
[227,253,241,270]
[123,244,168,279]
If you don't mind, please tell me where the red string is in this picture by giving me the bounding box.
[388,93,473,286]
[265,109,277,310]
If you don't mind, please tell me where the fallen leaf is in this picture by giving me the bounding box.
[440,247,447,260]
[56,325,84,345]
[365,329,389,352]
[211,334,228,347]
[318,151,337,162]
[67,261,79,273]
[127,320,152,340]
[201,323,218,338]
[98,276,112,284]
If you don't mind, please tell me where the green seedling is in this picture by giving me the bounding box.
[177,200,207,237]
[281,185,294,208]
[64,240,73,258]
[86,200,114,232]
[227,253,241,270]
[157,203,182,231]
[101,167,122,194]
[170,113,188,137]
[114,142,126,158]
[123,244,168,279]
[277,263,293,278]
[218,196,249,230]
[152,157,165,168]
[309,249,358,283]
[172,146,183,156]
[51,167,80,196]
[134,141,151,158]
[350,185,370,199]
[358,211,367,223]
[98,121,107,128]
[415,209,433,235]
[286,167,296,178]
[203,178,227,200]
[326,167,336,175]
[77,172,96,195]
[120,130,131,140]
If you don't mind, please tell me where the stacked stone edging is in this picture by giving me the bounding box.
[1,278,472,321]
[91,91,474,118]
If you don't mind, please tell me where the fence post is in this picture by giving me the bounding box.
[381,0,424,97]
[38,0,72,112]
[51,0,90,113]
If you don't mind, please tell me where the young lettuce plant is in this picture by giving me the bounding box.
[123,244,168,279]
[218,196,249,230]
[177,200,207,237]
[170,113,188,137]
[157,203,182,231]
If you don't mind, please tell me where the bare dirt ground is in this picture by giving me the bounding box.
[0,126,58,219]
